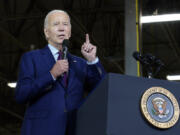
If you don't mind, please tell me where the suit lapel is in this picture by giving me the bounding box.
[40,45,56,71]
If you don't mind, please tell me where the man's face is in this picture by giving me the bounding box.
[44,12,71,47]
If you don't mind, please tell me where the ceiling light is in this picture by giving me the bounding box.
[166,75,180,81]
[7,82,17,88]
[141,14,180,23]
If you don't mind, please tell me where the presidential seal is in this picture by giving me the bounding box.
[141,87,179,129]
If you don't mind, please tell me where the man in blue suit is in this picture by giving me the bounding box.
[15,10,105,135]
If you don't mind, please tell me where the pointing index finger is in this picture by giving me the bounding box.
[86,34,90,44]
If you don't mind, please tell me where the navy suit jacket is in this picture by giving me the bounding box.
[15,45,105,135]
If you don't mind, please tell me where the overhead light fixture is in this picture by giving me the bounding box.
[166,75,180,81]
[7,82,17,88]
[141,14,180,23]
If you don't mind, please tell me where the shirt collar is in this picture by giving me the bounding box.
[48,44,59,56]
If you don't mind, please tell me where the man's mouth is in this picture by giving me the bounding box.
[58,34,65,39]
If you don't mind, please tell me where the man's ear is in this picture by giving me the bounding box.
[44,28,49,39]
[68,26,71,38]
[68,31,71,39]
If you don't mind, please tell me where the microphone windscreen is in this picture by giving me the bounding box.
[132,51,141,61]
[62,39,69,48]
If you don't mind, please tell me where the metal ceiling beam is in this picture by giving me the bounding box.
[0,27,26,50]
[0,106,23,120]
[163,24,180,58]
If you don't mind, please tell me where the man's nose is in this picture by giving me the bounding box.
[58,24,65,31]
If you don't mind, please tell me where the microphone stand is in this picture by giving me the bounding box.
[147,67,153,78]
[145,57,164,79]
[133,52,164,79]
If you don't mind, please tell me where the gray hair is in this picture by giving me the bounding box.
[44,10,71,28]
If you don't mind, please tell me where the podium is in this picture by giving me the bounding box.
[76,73,180,135]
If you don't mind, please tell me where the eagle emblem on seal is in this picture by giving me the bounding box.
[152,97,169,118]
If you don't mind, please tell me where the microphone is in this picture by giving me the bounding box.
[132,51,142,61]
[132,51,149,65]
[133,51,165,77]
[61,39,70,77]
[154,58,164,76]
[62,39,69,59]
[143,53,156,65]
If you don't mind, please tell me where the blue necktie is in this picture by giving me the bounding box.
[57,51,68,87]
